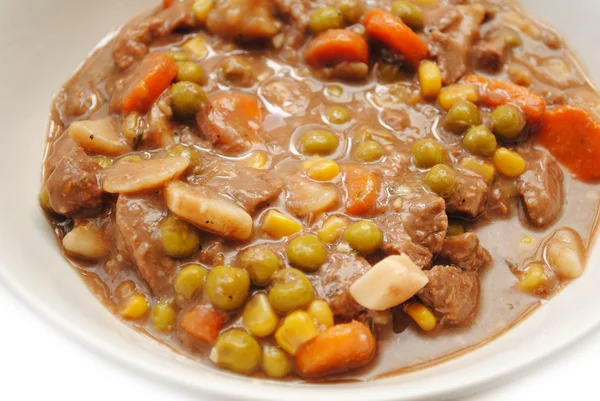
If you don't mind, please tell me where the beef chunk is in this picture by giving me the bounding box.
[382,231,433,270]
[438,233,491,271]
[207,0,280,42]
[398,193,449,254]
[487,177,518,218]
[446,171,488,218]
[113,1,196,70]
[426,5,486,83]
[319,253,370,320]
[474,36,507,72]
[46,147,103,216]
[418,265,480,326]
[518,151,564,226]
[116,194,177,295]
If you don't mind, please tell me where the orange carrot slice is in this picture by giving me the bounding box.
[180,304,226,344]
[304,29,369,67]
[163,0,176,8]
[345,166,381,216]
[363,9,428,66]
[537,105,600,181]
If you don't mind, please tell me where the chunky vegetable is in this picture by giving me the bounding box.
[275,311,318,355]
[405,303,437,331]
[307,300,335,329]
[493,147,526,177]
[103,157,190,194]
[68,118,131,156]
[459,157,495,183]
[305,29,369,67]
[363,9,428,66]
[210,330,262,374]
[545,229,585,279]
[418,61,442,98]
[62,225,109,260]
[119,295,149,320]
[286,179,339,217]
[345,166,381,216]
[518,263,547,293]
[261,210,302,238]
[181,304,225,344]
[305,158,341,181]
[318,215,349,243]
[242,293,279,338]
[205,265,251,310]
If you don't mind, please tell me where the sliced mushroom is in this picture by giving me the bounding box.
[350,254,429,311]
[68,117,132,156]
[62,225,110,260]
[164,181,253,241]
[285,179,338,217]
[103,157,190,194]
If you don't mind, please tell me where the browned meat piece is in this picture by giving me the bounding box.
[438,233,491,271]
[206,0,280,42]
[418,265,480,326]
[446,171,488,218]
[46,147,103,216]
[487,177,518,218]
[474,36,507,72]
[113,1,196,70]
[518,151,564,227]
[116,194,177,295]
[319,253,370,320]
[198,237,226,267]
[382,233,433,269]
[426,5,486,83]
[398,193,448,254]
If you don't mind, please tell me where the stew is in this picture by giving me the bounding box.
[40,0,600,380]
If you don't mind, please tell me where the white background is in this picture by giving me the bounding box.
[1,285,599,400]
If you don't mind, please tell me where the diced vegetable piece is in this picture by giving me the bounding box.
[304,29,369,67]
[275,311,318,355]
[268,269,315,313]
[210,330,261,374]
[363,9,428,66]
[286,180,339,217]
[175,264,206,299]
[318,215,349,243]
[165,181,253,241]
[239,246,281,286]
[183,36,209,59]
[262,346,293,378]
[464,75,546,124]
[192,0,215,25]
[307,300,334,329]
[261,210,302,238]
[305,158,341,181]
[518,263,547,293]
[418,61,442,98]
[160,215,201,258]
[181,304,225,343]
[345,166,381,216]
[459,157,495,183]
[493,148,526,177]
[287,235,327,272]
[205,266,250,310]
[537,105,600,181]
[119,295,149,320]
[545,229,585,279]
[151,302,177,332]
[62,225,110,260]
[350,254,429,310]
[163,0,176,8]
[68,118,131,156]
[343,220,383,255]
[295,321,375,378]
[103,157,190,194]
[405,302,437,331]
[113,52,178,113]
[438,84,478,110]
[242,293,279,337]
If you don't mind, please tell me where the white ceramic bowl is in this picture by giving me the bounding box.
[1,1,600,399]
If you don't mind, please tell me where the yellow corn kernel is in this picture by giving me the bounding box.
[119,295,149,320]
[261,210,302,239]
[244,151,269,170]
[438,83,478,110]
[518,263,547,292]
[242,293,279,338]
[306,300,334,329]
[493,147,526,177]
[459,157,496,183]
[262,346,293,378]
[405,303,437,332]
[175,264,206,299]
[325,85,343,98]
[275,311,318,355]
[183,36,209,59]
[410,0,438,5]
[318,215,349,243]
[418,61,442,98]
[306,159,340,181]
[192,0,215,25]
[521,235,533,244]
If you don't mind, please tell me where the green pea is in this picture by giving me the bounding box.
[411,139,447,168]
[343,221,383,255]
[175,264,206,299]
[210,330,261,374]
[391,1,424,31]
[268,268,314,313]
[325,105,352,125]
[160,215,201,258]
[336,0,365,24]
[424,164,457,198]
[463,125,497,156]
[166,144,201,166]
[176,61,207,86]
[170,81,208,120]
[445,100,482,134]
[151,302,177,332]
[299,129,339,156]
[490,105,526,140]
[309,7,344,34]
[377,62,406,83]
[446,220,465,237]
[355,140,383,162]
[205,266,250,311]
[239,246,281,286]
[286,235,327,272]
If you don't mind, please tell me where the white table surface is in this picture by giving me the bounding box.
[1,284,598,401]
